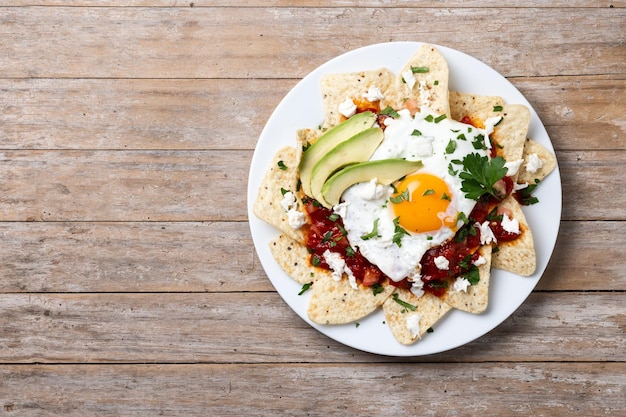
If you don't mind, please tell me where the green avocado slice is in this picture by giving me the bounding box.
[310,127,384,208]
[299,111,376,198]
[322,159,424,207]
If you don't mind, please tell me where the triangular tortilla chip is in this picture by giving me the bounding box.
[307,276,394,325]
[441,244,493,314]
[517,138,557,184]
[491,195,536,276]
[253,146,305,243]
[269,234,331,285]
[385,44,450,117]
[449,91,504,122]
[382,289,452,345]
[490,104,531,180]
[320,69,395,128]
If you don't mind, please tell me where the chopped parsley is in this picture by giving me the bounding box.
[445,139,457,154]
[390,189,410,204]
[277,160,288,170]
[371,283,385,296]
[422,189,435,196]
[493,105,503,112]
[411,129,423,137]
[298,282,313,295]
[392,217,410,247]
[411,66,429,73]
[361,218,380,240]
[434,114,447,123]
[380,106,400,118]
[516,179,541,205]
[392,293,416,312]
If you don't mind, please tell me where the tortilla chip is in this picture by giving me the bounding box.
[307,276,394,325]
[490,105,530,178]
[385,44,450,117]
[517,138,557,184]
[449,91,504,122]
[253,146,305,243]
[269,234,330,285]
[382,289,452,345]
[441,245,493,314]
[491,195,536,276]
[320,69,395,128]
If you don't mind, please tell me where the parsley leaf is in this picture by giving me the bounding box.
[392,293,416,311]
[445,139,457,154]
[459,153,508,200]
[389,189,410,204]
[392,217,410,247]
[361,218,380,240]
[298,282,313,295]
[380,106,400,118]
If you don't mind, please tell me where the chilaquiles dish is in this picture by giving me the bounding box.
[253,44,556,345]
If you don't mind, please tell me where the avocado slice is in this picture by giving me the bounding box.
[322,159,424,207]
[310,127,384,207]
[299,111,377,198]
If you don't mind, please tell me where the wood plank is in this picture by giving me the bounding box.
[0,292,622,363]
[0,220,623,293]
[0,149,623,221]
[4,1,624,8]
[0,363,624,416]
[0,76,623,151]
[1,7,623,78]
[0,150,252,222]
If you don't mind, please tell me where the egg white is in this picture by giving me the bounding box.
[337,109,492,282]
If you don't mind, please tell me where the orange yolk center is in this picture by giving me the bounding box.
[391,172,456,234]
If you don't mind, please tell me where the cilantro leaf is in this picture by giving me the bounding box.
[459,153,508,200]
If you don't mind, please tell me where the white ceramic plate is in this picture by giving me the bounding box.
[247,42,561,356]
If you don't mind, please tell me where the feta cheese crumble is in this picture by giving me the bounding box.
[362,85,384,102]
[434,255,450,270]
[501,213,520,235]
[453,276,471,293]
[280,191,306,229]
[406,313,421,339]
[526,153,544,173]
[477,221,497,245]
[338,97,357,118]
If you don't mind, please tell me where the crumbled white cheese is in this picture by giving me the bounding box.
[363,85,384,102]
[409,274,425,298]
[281,191,297,212]
[402,69,417,90]
[406,313,421,339]
[287,209,306,229]
[504,159,524,176]
[323,250,345,282]
[345,267,358,290]
[473,255,486,267]
[477,221,497,245]
[434,255,450,270]
[281,191,306,229]
[338,97,357,118]
[453,276,471,293]
[526,153,544,173]
[501,213,520,235]
[322,250,358,289]
[417,80,430,107]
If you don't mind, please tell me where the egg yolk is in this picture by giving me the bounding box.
[391,173,457,233]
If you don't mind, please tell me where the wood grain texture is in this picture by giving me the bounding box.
[0,150,624,221]
[0,363,624,416]
[1,7,624,78]
[1,76,623,151]
[0,292,623,363]
[0,220,624,293]
[0,2,624,415]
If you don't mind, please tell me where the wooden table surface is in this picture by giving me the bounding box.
[1,1,625,415]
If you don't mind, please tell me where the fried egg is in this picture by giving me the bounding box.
[337,108,497,282]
